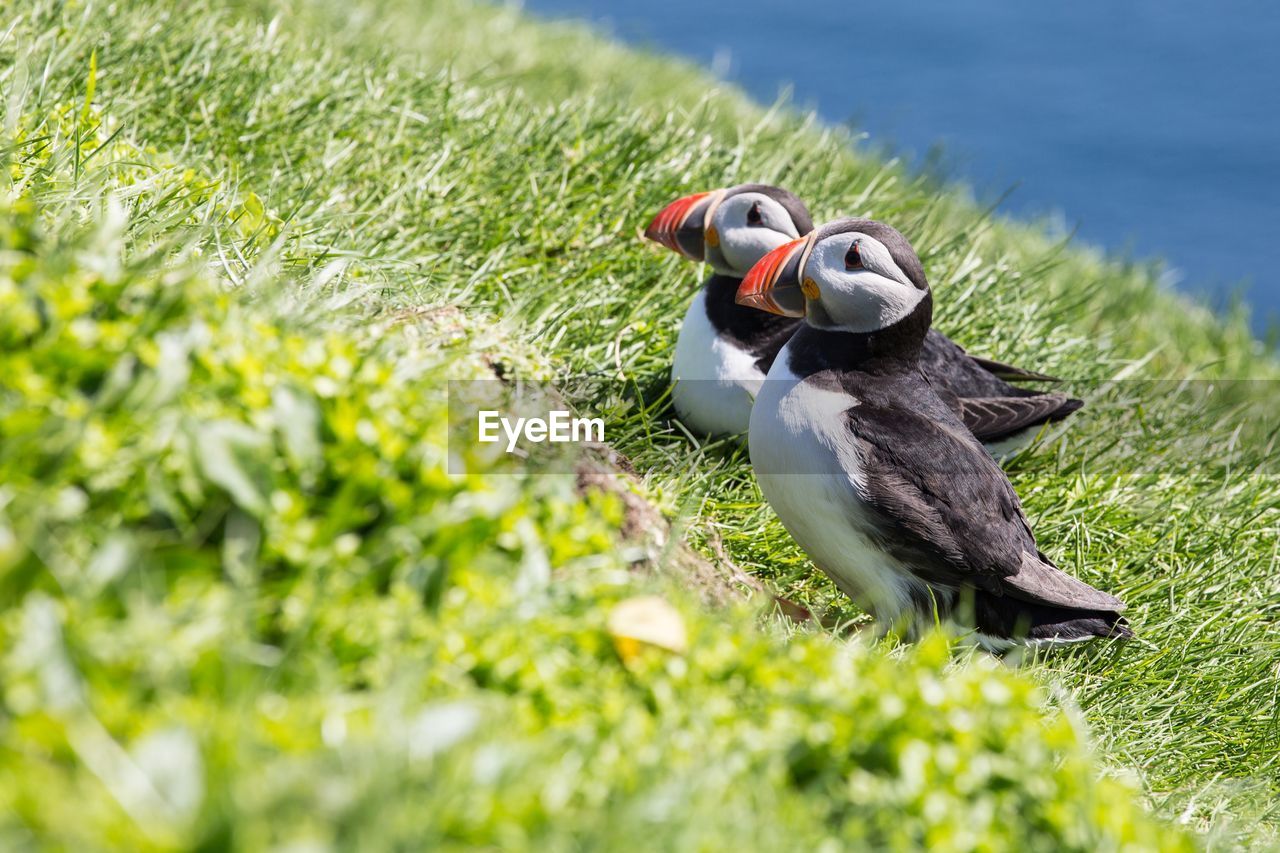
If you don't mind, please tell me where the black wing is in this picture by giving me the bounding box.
[953,393,1082,442]
[839,371,1122,612]
[920,330,1062,400]
[967,354,1061,383]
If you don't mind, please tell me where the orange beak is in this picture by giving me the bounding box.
[643,190,720,260]
[736,236,809,317]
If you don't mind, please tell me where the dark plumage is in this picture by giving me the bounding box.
[823,340,1126,642]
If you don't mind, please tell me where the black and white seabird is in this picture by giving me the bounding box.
[737,219,1130,646]
[645,184,814,436]
[645,186,1082,448]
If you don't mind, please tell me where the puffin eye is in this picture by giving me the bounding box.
[844,242,863,270]
[746,202,763,226]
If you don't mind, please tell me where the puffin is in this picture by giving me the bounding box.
[645,186,1082,449]
[645,184,814,436]
[737,218,1130,646]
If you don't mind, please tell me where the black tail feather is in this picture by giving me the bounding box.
[973,592,1132,644]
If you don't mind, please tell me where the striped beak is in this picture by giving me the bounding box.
[643,189,723,261]
[736,236,809,317]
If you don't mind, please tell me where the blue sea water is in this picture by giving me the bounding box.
[522,0,1280,332]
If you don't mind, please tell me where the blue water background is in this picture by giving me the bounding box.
[522,0,1280,332]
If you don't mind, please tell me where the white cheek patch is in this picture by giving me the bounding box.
[709,194,802,276]
[719,226,794,276]
[852,237,912,287]
[806,234,926,332]
[758,199,801,240]
[828,271,927,331]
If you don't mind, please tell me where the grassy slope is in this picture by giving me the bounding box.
[366,0,1280,829]
[262,0,1279,832]
[0,0,1275,846]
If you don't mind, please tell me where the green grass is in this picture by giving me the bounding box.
[0,73,1187,853]
[1,0,1277,847]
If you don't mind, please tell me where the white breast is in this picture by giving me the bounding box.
[749,342,921,621]
[669,288,766,436]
